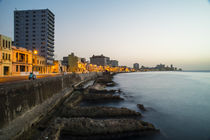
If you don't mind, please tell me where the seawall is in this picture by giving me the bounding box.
[0,72,102,139]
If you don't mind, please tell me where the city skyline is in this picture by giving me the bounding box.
[1,0,210,70]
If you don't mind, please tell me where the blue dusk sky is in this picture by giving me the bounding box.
[0,0,210,70]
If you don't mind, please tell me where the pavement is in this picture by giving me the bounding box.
[0,73,62,84]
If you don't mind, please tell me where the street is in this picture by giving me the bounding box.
[0,73,62,84]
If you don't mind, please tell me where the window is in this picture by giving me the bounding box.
[33,35,36,37]
[33,31,36,33]
[33,23,36,25]
[33,39,36,41]
[3,40,5,47]
[33,19,36,21]
[25,35,28,37]
[2,53,4,59]
[5,53,7,60]
[33,27,36,29]
[6,41,7,48]
[32,43,36,45]
[8,42,10,48]
[25,39,28,41]
[16,65,19,72]
[16,53,18,59]
[25,23,29,26]
[33,15,36,17]
[8,54,10,60]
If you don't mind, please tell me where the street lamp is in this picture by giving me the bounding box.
[32,50,38,73]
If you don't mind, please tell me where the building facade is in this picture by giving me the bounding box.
[0,34,12,76]
[14,9,55,65]
[12,46,32,75]
[32,54,48,74]
[90,54,110,66]
[133,63,139,70]
[110,60,118,67]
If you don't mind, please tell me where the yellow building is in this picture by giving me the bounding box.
[32,55,47,74]
[51,60,67,73]
[12,46,32,75]
[0,34,12,76]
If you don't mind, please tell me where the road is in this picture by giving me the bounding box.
[0,73,62,84]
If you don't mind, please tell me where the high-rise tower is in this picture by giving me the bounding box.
[14,9,55,65]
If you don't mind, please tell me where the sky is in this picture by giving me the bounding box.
[0,0,210,70]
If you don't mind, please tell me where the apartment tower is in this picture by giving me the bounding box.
[14,9,55,65]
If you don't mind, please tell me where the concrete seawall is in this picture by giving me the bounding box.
[0,72,102,139]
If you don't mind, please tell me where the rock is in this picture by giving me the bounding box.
[40,117,159,140]
[106,82,116,87]
[83,93,124,102]
[89,88,117,94]
[137,104,147,111]
[61,106,141,118]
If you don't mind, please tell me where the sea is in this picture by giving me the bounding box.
[105,71,210,140]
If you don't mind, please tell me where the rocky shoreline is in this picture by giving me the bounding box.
[25,72,159,140]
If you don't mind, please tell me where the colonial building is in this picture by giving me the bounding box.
[32,54,48,74]
[0,34,12,76]
[51,60,67,73]
[12,46,32,75]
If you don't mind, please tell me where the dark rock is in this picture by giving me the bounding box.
[137,104,147,111]
[61,106,141,118]
[39,117,159,140]
[83,93,124,102]
[89,88,116,94]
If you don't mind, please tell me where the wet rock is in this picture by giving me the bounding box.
[137,104,147,111]
[83,93,124,102]
[89,88,117,94]
[40,117,159,140]
[106,81,116,87]
[61,106,141,118]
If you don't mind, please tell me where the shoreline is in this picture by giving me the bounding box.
[17,72,159,139]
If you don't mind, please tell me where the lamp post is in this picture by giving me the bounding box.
[32,50,38,73]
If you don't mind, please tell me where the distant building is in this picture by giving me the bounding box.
[110,60,118,67]
[0,34,12,76]
[62,56,68,66]
[90,54,110,66]
[155,64,165,70]
[67,53,79,72]
[14,9,55,65]
[133,63,139,70]
[51,60,67,73]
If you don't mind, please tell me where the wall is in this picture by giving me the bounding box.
[0,72,101,130]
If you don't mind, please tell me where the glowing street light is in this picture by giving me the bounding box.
[32,50,38,73]
[33,50,38,55]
